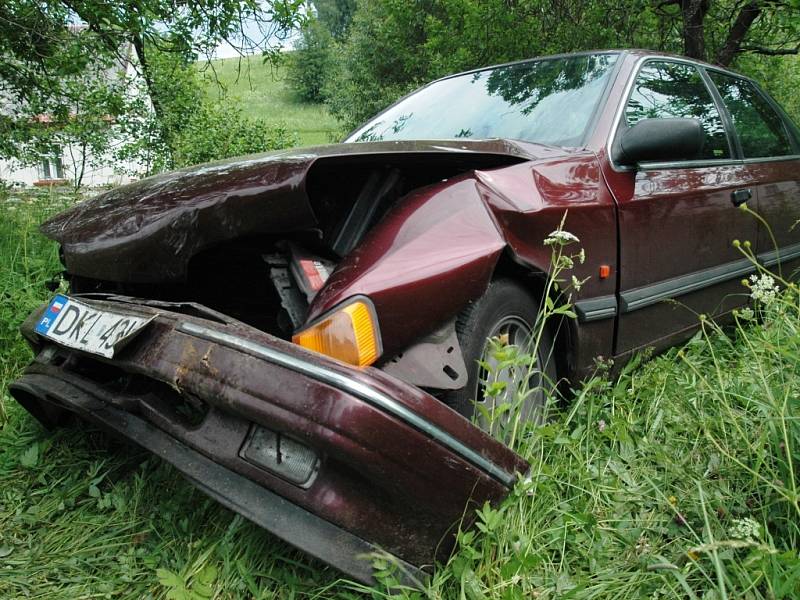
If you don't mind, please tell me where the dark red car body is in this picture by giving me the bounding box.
[10,50,800,584]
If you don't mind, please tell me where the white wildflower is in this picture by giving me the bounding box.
[544,230,580,247]
[750,273,780,304]
[737,307,754,321]
[728,517,762,542]
[576,248,586,265]
[571,275,583,291]
[519,474,535,496]
[635,534,651,556]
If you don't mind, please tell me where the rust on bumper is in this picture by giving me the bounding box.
[10,298,528,584]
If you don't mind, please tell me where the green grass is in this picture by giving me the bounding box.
[197,56,341,148]
[1,193,798,598]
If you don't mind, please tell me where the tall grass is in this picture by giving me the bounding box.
[0,190,69,425]
[1,195,798,598]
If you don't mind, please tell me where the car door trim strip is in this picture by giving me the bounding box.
[758,241,800,268]
[619,241,800,313]
[575,242,800,321]
[620,257,755,312]
[574,295,618,322]
[177,321,518,487]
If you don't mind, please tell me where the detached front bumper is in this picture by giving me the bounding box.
[9,297,528,585]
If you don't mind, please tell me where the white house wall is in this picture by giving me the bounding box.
[0,151,140,188]
[0,38,150,189]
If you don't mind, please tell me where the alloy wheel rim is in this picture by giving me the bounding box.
[474,315,543,427]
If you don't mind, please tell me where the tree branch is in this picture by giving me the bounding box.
[715,1,762,66]
[738,44,800,56]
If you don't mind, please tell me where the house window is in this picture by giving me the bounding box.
[39,155,64,180]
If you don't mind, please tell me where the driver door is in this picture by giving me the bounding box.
[603,59,759,356]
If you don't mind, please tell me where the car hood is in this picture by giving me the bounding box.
[42,139,564,283]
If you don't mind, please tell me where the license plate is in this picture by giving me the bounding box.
[35,295,155,358]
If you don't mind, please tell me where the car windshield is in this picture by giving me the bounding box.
[346,53,619,147]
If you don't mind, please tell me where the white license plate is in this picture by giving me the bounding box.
[35,295,155,358]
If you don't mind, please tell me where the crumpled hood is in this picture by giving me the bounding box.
[42,139,552,283]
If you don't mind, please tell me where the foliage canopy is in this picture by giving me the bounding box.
[0,0,305,171]
[296,0,800,130]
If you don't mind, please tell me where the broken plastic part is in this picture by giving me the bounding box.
[288,243,336,301]
[293,298,381,367]
[264,253,308,330]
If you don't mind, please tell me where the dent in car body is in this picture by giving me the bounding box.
[41,140,540,283]
[41,138,619,377]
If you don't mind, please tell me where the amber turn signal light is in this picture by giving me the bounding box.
[293,299,382,367]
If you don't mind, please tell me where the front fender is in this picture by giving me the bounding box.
[309,153,618,364]
[309,176,507,358]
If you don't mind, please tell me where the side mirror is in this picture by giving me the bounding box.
[613,118,704,167]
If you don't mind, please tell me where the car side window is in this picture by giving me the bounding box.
[708,72,794,159]
[625,61,730,160]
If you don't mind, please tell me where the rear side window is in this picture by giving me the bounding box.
[708,72,794,158]
[625,61,730,160]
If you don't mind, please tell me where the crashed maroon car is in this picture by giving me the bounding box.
[10,50,800,584]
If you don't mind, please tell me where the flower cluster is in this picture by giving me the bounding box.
[556,255,574,269]
[543,228,587,296]
[543,230,580,247]
[728,517,762,542]
[748,273,780,304]
[634,534,651,556]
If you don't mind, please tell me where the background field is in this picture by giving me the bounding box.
[198,56,341,148]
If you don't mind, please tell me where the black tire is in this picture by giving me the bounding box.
[442,279,556,428]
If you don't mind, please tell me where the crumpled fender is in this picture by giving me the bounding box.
[40,140,541,283]
[309,152,618,361]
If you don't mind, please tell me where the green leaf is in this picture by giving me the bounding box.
[19,443,38,468]
[554,306,577,318]
[462,567,486,600]
[192,564,217,598]
[156,568,184,589]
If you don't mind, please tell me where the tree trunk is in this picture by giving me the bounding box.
[77,141,86,190]
[681,0,709,60]
[131,34,162,123]
[131,33,174,165]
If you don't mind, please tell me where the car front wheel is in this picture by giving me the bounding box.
[443,279,556,429]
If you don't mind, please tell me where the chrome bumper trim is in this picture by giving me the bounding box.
[178,322,518,487]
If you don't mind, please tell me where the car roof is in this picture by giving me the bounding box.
[433,49,748,85]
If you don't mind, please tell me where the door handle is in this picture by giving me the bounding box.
[731,188,752,207]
